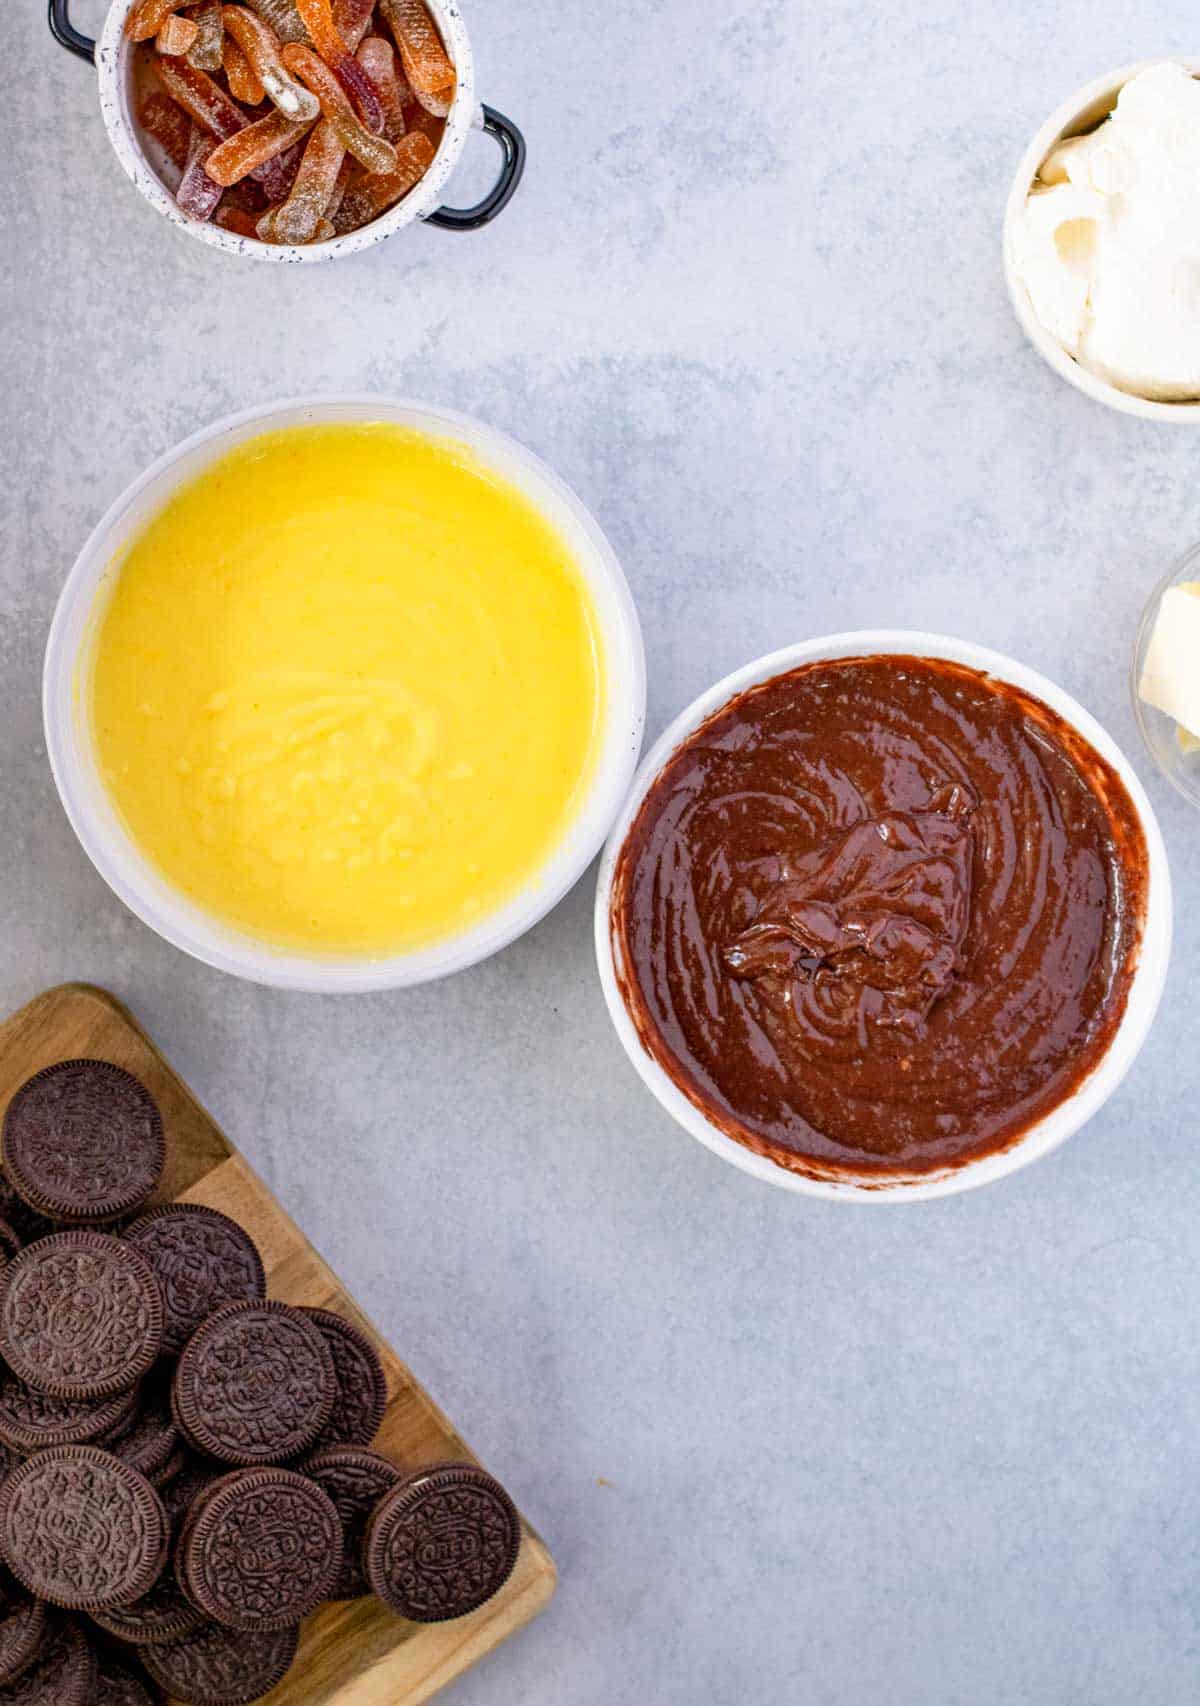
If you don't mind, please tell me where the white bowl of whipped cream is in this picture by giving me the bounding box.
[1004,60,1200,418]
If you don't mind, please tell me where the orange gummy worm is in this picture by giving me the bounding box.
[257,118,344,243]
[333,0,375,50]
[126,0,186,39]
[222,33,265,102]
[292,0,343,62]
[376,0,454,117]
[203,108,314,184]
[331,130,434,232]
[221,6,320,121]
[355,37,407,142]
[280,44,397,174]
[157,56,246,140]
[293,0,384,134]
[157,13,199,53]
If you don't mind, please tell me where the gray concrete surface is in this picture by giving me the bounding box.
[4,1,1199,1701]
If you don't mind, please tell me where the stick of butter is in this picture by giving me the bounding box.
[1140,581,1200,751]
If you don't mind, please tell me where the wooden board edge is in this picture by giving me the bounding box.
[384,1550,560,1706]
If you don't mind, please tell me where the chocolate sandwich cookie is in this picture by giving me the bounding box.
[301,1307,388,1449]
[304,1446,404,1599]
[0,1176,56,1251]
[158,1459,221,1540]
[173,1301,334,1465]
[0,1370,138,1454]
[0,1233,163,1400]
[0,1582,47,1689]
[172,1473,233,1607]
[0,1617,96,1706]
[89,1558,207,1647]
[365,1462,521,1622]
[123,1206,265,1357]
[107,1382,179,1483]
[0,1447,168,1612]
[157,1460,223,1542]
[151,1442,190,1489]
[0,1221,20,1270]
[2,1062,165,1224]
[139,1619,298,1706]
[179,1467,343,1632]
[96,1653,159,1706]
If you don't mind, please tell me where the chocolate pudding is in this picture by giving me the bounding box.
[610,655,1149,1178]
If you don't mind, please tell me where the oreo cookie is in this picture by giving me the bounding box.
[0,1581,47,1689]
[178,1468,342,1631]
[0,1618,96,1706]
[150,1442,190,1489]
[158,1458,221,1541]
[304,1446,404,1599]
[123,1206,265,1357]
[89,1558,206,1648]
[0,1233,163,1400]
[95,1653,159,1706]
[0,1371,137,1454]
[0,1221,20,1270]
[2,1062,164,1224]
[139,1619,298,1706]
[173,1301,334,1465]
[0,1176,57,1251]
[301,1307,388,1449]
[0,1447,168,1612]
[107,1378,178,1482]
[365,1462,521,1622]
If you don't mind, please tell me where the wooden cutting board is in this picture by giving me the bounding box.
[0,983,557,1705]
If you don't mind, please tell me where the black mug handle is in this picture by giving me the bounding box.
[426,105,525,232]
[48,0,96,62]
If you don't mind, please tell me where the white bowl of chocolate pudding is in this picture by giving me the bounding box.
[596,633,1172,1202]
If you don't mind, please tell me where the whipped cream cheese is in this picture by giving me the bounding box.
[1013,62,1200,401]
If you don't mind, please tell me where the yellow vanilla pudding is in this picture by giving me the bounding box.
[88,423,606,955]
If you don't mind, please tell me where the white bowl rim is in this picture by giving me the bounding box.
[95,0,480,264]
[1002,56,1200,422]
[594,630,1173,1203]
[45,393,646,992]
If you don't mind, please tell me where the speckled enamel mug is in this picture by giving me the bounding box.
[48,0,525,261]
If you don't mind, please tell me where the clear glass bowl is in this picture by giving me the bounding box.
[1132,543,1200,811]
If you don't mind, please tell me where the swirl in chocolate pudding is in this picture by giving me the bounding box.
[611,656,1148,1177]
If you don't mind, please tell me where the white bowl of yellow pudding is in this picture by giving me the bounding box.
[45,397,645,991]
